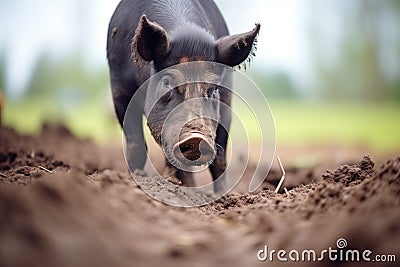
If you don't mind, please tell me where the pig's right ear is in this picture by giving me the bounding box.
[131,15,170,63]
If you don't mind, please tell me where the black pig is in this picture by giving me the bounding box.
[107,0,260,192]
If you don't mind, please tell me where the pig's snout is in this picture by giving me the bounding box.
[173,133,216,165]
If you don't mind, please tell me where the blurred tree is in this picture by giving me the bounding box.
[250,70,297,99]
[310,0,400,101]
[389,0,400,11]
[21,49,110,122]
[0,51,4,124]
[0,51,5,93]
[387,0,400,100]
[26,51,109,101]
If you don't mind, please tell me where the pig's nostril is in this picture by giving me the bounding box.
[179,138,203,161]
[179,143,192,154]
[173,135,215,165]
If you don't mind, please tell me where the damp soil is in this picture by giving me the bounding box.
[0,125,399,267]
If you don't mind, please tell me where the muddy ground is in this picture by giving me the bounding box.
[0,125,399,267]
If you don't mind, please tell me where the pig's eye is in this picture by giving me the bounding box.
[160,75,172,89]
[162,79,170,87]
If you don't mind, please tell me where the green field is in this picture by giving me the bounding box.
[235,100,400,152]
[3,98,400,152]
[272,101,400,151]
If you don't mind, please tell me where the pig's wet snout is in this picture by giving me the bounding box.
[173,133,215,165]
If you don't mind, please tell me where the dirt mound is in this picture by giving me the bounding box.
[322,155,375,186]
[0,126,399,267]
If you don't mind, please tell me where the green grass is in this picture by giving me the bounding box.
[3,97,121,142]
[237,100,400,151]
[3,98,400,152]
[277,101,400,151]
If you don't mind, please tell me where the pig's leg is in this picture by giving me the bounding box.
[112,82,147,172]
[162,162,182,185]
[162,161,196,187]
[178,171,196,187]
[209,111,231,193]
[124,114,147,172]
[209,84,232,193]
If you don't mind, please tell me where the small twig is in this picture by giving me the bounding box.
[274,156,286,193]
[278,156,286,176]
[0,173,7,178]
[37,166,53,173]
[284,188,290,196]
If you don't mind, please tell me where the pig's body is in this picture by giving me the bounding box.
[107,0,259,191]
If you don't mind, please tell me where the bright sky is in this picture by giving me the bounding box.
[0,0,119,98]
[0,0,314,98]
[216,0,310,70]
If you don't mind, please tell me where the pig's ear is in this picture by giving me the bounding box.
[131,15,170,63]
[217,24,260,67]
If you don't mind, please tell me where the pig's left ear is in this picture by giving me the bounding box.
[131,15,170,64]
[217,24,260,67]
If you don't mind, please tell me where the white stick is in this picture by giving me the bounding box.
[278,156,286,176]
[274,156,286,193]
[284,188,290,196]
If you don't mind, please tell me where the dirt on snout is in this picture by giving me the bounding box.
[0,125,399,267]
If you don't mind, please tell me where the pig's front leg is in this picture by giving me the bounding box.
[120,97,146,172]
[124,114,147,172]
[209,122,230,193]
[111,80,147,172]
[162,161,196,187]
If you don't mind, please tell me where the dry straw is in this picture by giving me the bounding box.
[274,156,286,193]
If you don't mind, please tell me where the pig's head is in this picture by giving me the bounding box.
[131,15,259,167]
